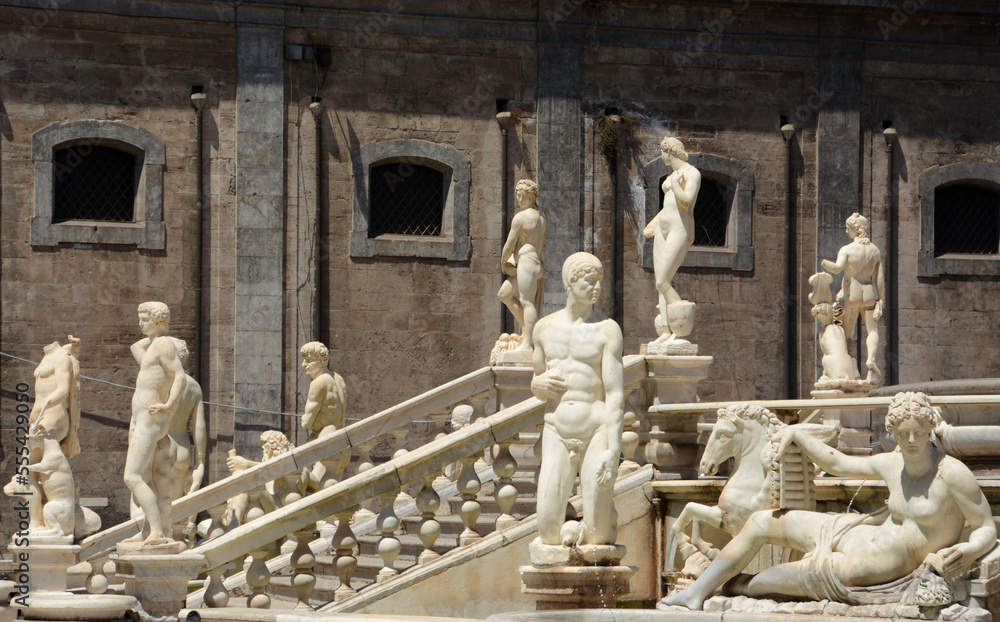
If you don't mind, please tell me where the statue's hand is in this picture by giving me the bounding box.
[932,544,973,578]
[502,259,517,276]
[771,426,796,460]
[149,403,173,417]
[226,454,256,473]
[642,220,657,239]
[595,450,618,488]
[873,300,884,321]
[531,368,567,401]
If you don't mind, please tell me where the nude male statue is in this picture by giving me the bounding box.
[300,341,349,490]
[821,212,885,384]
[124,301,187,546]
[498,179,546,351]
[530,252,625,548]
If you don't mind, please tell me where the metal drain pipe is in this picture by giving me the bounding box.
[310,98,325,345]
[781,123,797,399]
[190,90,207,387]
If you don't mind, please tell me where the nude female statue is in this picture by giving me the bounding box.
[642,137,701,345]
[660,392,996,610]
[821,212,885,384]
[498,179,546,351]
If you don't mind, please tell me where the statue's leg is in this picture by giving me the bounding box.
[862,309,881,383]
[498,278,524,331]
[661,509,790,610]
[123,421,165,541]
[535,426,576,545]
[840,307,860,361]
[515,260,543,350]
[152,436,174,541]
[579,432,615,544]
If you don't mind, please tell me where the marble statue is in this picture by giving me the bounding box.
[223,430,296,528]
[820,212,885,385]
[661,392,996,611]
[2,337,100,540]
[166,338,206,539]
[497,179,546,353]
[809,272,859,389]
[530,252,625,562]
[642,136,701,353]
[299,341,350,490]
[123,301,187,549]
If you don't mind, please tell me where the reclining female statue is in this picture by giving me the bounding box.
[661,391,996,610]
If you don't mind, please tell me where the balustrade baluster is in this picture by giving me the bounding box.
[84,559,109,594]
[332,507,359,601]
[246,547,272,609]
[492,439,519,532]
[203,562,234,608]
[416,473,442,563]
[391,428,414,504]
[291,525,318,609]
[620,410,641,474]
[457,455,482,545]
[469,392,491,465]
[376,488,401,582]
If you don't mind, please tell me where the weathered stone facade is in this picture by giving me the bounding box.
[1,0,999,541]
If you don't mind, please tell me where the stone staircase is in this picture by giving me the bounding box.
[263,467,541,606]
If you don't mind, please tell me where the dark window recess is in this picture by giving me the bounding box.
[369,164,444,237]
[53,145,137,223]
[658,177,730,247]
[935,184,1000,256]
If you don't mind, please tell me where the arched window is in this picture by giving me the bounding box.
[31,121,165,249]
[918,163,1000,277]
[351,139,471,260]
[643,153,754,271]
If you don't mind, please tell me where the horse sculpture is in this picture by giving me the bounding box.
[672,405,838,572]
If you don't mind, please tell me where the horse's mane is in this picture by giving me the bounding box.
[717,404,786,508]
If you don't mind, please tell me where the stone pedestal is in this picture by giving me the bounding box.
[493,362,534,410]
[8,541,138,621]
[8,540,78,594]
[640,355,714,478]
[811,389,873,456]
[114,552,206,616]
[519,565,636,610]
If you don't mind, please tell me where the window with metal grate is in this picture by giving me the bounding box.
[658,177,731,247]
[934,183,1000,256]
[369,163,444,237]
[52,145,137,223]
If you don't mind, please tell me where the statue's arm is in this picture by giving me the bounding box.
[939,464,997,571]
[529,329,566,401]
[130,338,151,364]
[775,425,880,479]
[672,168,701,209]
[151,341,187,414]
[821,247,849,275]
[189,393,207,493]
[874,251,887,319]
[602,322,626,459]
[302,377,325,431]
[500,216,522,274]
[642,211,660,238]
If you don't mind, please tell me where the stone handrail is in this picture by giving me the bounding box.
[197,394,548,572]
[189,355,648,604]
[78,365,496,561]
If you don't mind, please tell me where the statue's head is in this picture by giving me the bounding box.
[846,212,869,239]
[562,252,603,289]
[137,301,170,328]
[885,391,940,435]
[514,179,539,206]
[660,136,688,162]
[260,430,294,460]
[300,341,329,371]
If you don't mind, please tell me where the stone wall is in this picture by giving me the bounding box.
[1,0,999,544]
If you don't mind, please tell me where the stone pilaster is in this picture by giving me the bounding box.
[234,10,286,458]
